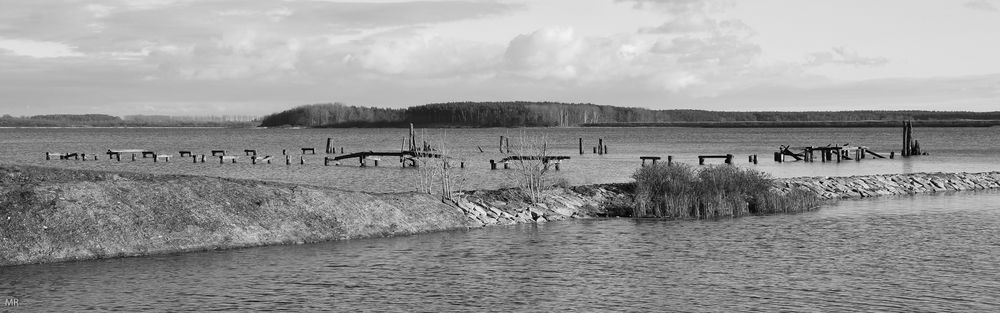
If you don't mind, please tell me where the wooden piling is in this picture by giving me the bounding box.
[326,138,333,154]
[285,155,290,165]
[579,138,583,155]
[667,155,673,166]
[300,156,305,165]
[598,139,603,155]
[490,160,496,170]
[499,136,505,153]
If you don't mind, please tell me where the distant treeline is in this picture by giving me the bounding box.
[257,102,1000,128]
[0,114,258,128]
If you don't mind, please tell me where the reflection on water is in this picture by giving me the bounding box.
[3,191,1000,311]
[1,127,999,192]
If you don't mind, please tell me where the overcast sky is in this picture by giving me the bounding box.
[1,0,999,116]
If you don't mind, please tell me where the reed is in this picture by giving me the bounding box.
[629,164,820,218]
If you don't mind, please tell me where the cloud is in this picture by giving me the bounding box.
[0,38,84,58]
[964,0,999,12]
[805,47,889,67]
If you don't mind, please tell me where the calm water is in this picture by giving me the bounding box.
[2,127,999,192]
[3,191,1000,311]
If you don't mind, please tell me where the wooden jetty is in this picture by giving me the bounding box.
[490,155,569,170]
[699,154,733,165]
[639,156,660,166]
[774,145,895,163]
[326,151,446,167]
[107,149,152,162]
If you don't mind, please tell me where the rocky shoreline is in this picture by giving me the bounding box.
[3,164,1000,266]
[776,172,1000,200]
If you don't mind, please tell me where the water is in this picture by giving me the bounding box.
[3,190,1000,311]
[2,127,999,192]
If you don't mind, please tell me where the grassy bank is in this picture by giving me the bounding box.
[0,165,470,266]
[615,164,821,218]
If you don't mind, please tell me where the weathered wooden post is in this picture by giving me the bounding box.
[490,159,496,170]
[285,155,290,165]
[604,145,608,154]
[282,149,286,155]
[579,138,583,155]
[499,136,505,153]
[725,154,733,164]
[219,156,224,164]
[193,155,197,163]
[300,156,305,165]
[699,156,705,165]
[890,151,895,159]
[326,138,333,154]
[598,139,603,155]
[667,155,673,166]
[45,152,50,160]
[593,147,597,153]
[460,161,465,169]
[902,121,910,157]
[153,154,158,163]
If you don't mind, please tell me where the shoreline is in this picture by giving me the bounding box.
[3,164,999,267]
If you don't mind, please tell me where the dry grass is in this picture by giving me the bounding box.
[0,165,470,266]
[629,163,820,218]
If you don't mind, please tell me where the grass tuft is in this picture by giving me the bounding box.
[628,164,820,218]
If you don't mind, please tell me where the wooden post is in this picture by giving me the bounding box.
[604,145,608,154]
[326,138,333,154]
[503,162,509,169]
[219,156,224,164]
[253,157,257,165]
[699,156,705,165]
[667,155,673,166]
[282,149,286,155]
[902,121,910,157]
[499,136,505,153]
[409,123,416,152]
[45,152,50,160]
[555,162,560,171]
[193,155,197,163]
[460,161,465,169]
[285,155,290,165]
[725,154,733,164]
[131,154,136,162]
[598,139,603,155]
[579,138,583,155]
[593,147,597,153]
[890,151,895,159]
[490,160,496,170]
[153,154,158,163]
[300,156,304,165]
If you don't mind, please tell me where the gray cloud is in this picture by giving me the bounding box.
[805,47,889,67]
[965,0,999,12]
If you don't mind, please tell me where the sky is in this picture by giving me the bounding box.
[1,0,999,116]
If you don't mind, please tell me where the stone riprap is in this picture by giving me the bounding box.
[775,172,1000,200]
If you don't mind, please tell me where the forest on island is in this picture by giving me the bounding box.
[0,114,258,127]
[257,102,1000,128]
